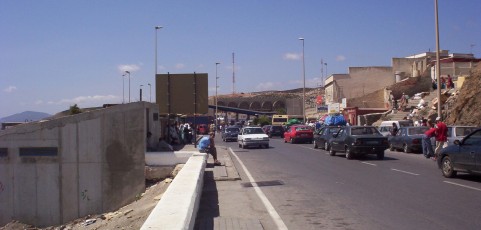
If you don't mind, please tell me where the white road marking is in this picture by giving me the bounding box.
[361,162,377,166]
[444,181,481,192]
[229,148,288,230]
[390,168,420,176]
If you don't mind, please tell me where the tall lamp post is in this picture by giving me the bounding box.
[148,83,152,102]
[125,71,131,103]
[140,84,143,101]
[434,0,442,118]
[299,37,306,124]
[121,73,126,104]
[155,26,163,75]
[215,62,220,131]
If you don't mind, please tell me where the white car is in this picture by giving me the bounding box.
[238,127,270,149]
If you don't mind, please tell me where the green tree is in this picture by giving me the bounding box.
[69,104,82,115]
[257,115,271,126]
[276,108,287,115]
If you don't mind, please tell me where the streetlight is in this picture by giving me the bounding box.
[215,62,220,131]
[140,84,143,101]
[121,73,126,104]
[148,83,152,102]
[125,71,131,103]
[155,26,163,75]
[434,0,442,119]
[299,37,306,124]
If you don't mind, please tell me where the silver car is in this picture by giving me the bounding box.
[446,126,478,146]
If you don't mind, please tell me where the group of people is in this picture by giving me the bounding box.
[389,92,410,112]
[421,117,447,160]
[432,75,454,90]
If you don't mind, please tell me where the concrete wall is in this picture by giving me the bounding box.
[0,102,159,227]
[340,67,394,99]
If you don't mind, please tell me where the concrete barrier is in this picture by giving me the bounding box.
[141,152,207,230]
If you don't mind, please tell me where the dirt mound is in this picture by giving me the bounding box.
[444,63,481,126]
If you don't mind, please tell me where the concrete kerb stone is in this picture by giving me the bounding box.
[141,152,207,230]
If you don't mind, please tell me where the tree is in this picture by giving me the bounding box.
[257,116,271,126]
[69,104,82,115]
[276,108,287,115]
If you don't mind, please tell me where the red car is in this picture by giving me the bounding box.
[283,125,313,144]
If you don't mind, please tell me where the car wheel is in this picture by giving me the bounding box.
[313,140,318,149]
[324,142,329,151]
[403,144,410,153]
[442,156,457,178]
[290,137,295,144]
[345,147,354,160]
[284,138,287,143]
[265,144,269,148]
[389,143,395,151]
[238,143,242,148]
[242,143,246,149]
[377,152,385,160]
[329,148,336,156]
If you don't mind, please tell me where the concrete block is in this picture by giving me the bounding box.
[13,163,37,225]
[36,163,60,226]
[145,151,195,166]
[79,162,102,217]
[78,119,101,163]
[61,162,79,223]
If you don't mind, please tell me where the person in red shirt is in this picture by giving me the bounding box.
[434,117,448,159]
[422,122,436,158]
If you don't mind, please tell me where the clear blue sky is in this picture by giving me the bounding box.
[1,0,480,118]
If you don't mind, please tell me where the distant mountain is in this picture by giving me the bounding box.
[0,111,52,123]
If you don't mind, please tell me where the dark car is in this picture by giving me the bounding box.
[266,125,285,138]
[437,128,481,178]
[388,126,429,153]
[313,126,341,150]
[221,126,241,142]
[329,126,389,160]
[283,125,313,144]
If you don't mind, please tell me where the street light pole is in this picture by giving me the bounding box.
[140,84,143,102]
[148,83,152,102]
[125,71,131,103]
[299,37,306,124]
[155,26,163,75]
[434,0,442,119]
[215,62,220,131]
[122,73,126,104]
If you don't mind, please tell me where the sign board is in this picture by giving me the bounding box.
[156,73,208,114]
[341,98,347,109]
[317,105,328,112]
[328,103,340,113]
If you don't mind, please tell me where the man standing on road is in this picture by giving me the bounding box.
[198,132,221,166]
[422,122,436,158]
[434,117,448,160]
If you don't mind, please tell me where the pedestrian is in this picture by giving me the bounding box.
[400,93,408,111]
[447,75,454,89]
[197,132,221,165]
[432,79,437,90]
[434,117,448,160]
[391,122,399,136]
[422,122,436,158]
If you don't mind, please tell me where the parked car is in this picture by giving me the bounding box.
[313,126,341,150]
[446,126,478,146]
[237,126,270,149]
[388,126,429,153]
[266,125,285,138]
[283,125,313,144]
[437,128,481,178]
[378,120,414,136]
[221,126,241,142]
[329,126,389,160]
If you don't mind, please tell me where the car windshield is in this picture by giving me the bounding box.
[244,128,264,134]
[328,128,341,134]
[408,127,429,135]
[456,127,477,136]
[351,127,381,136]
[464,130,481,145]
[295,126,310,131]
[226,128,239,133]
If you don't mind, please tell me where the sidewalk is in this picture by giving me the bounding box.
[193,144,266,230]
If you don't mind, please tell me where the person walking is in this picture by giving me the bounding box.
[434,117,448,160]
[197,132,221,166]
[391,122,399,136]
[422,122,436,158]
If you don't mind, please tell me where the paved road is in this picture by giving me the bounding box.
[216,135,481,230]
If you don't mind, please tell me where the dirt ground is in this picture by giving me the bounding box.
[1,165,184,230]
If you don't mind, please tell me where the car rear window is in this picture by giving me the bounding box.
[271,126,283,131]
[408,127,429,135]
[226,128,239,132]
[295,126,311,131]
[456,127,477,136]
[351,127,381,136]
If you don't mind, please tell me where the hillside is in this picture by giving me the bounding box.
[444,63,481,126]
[0,111,51,123]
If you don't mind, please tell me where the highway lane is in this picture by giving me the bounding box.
[219,136,481,230]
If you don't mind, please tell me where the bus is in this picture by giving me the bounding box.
[271,115,288,126]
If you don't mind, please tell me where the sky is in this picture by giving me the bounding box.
[1,0,480,118]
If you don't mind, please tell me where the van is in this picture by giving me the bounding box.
[378,120,414,136]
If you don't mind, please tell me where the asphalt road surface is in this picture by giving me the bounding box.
[219,135,481,230]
